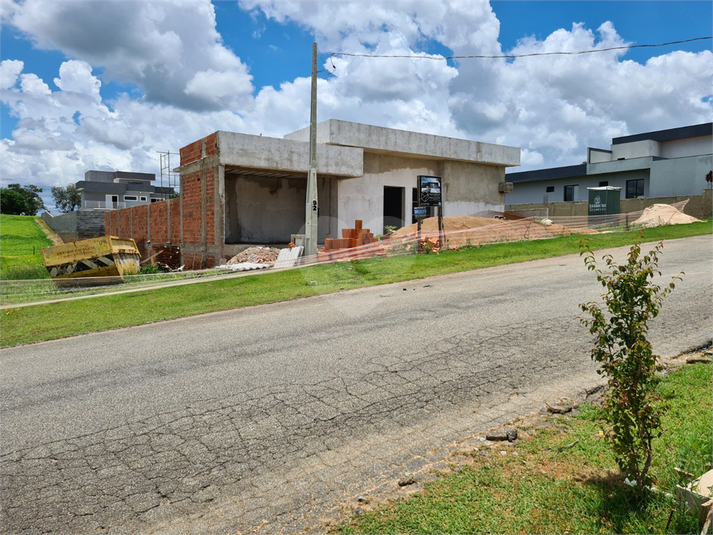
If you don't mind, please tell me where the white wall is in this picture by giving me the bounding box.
[611,140,660,160]
[659,136,713,159]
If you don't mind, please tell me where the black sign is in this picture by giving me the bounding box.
[418,175,442,207]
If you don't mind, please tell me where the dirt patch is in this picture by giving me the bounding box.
[632,203,701,228]
[35,217,64,246]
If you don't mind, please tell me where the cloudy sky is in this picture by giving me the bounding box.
[1,0,711,210]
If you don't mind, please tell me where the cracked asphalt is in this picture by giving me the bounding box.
[1,235,711,534]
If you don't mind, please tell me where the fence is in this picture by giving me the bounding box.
[82,201,127,210]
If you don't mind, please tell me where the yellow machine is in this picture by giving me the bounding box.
[41,236,141,279]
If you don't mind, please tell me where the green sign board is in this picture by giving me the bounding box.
[588,187,621,216]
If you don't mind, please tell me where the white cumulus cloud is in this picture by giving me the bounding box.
[53,60,101,96]
[0,59,24,89]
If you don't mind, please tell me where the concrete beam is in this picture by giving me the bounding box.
[215,131,363,178]
[587,156,654,175]
[285,119,520,167]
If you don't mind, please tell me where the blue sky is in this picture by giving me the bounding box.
[1,0,711,209]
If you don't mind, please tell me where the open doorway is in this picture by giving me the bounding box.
[383,186,404,231]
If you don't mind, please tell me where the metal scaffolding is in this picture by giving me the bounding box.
[157,151,179,201]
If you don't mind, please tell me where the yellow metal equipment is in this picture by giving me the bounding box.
[41,236,141,279]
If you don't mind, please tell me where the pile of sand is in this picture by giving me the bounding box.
[391,215,595,248]
[393,216,499,236]
[632,203,700,228]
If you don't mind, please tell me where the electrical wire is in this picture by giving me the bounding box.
[327,36,712,61]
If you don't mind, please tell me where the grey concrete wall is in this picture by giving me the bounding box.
[442,160,504,216]
[224,174,337,244]
[41,211,106,242]
[285,119,521,168]
[506,190,712,220]
[216,131,363,178]
[649,155,712,197]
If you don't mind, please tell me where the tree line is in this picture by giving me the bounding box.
[1,183,80,215]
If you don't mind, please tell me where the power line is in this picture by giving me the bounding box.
[328,36,712,62]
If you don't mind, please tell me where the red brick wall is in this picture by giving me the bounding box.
[179,139,202,166]
[104,211,116,236]
[103,177,217,267]
[119,207,132,239]
[205,132,217,156]
[131,205,149,242]
[205,167,215,244]
[179,132,217,166]
[150,201,169,243]
[181,170,202,245]
[103,131,220,269]
[171,198,181,243]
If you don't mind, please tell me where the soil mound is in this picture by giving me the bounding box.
[632,203,700,228]
[392,216,595,248]
[393,216,498,236]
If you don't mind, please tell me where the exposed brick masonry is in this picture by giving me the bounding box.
[105,132,219,269]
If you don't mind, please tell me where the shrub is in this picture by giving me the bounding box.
[579,240,682,491]
[139,263,162,274]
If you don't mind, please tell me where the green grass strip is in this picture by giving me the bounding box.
[0,215,52,280]
[337,362,712,535]
[1,221,709,347]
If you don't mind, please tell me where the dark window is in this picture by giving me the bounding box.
[545,186,555,193]
[564,185,576,202]
[123,195,138,201]
[599,181,609,187]
[626,179,645,198]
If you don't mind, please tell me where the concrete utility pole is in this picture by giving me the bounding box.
[304,42,319,256]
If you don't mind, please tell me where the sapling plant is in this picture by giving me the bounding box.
[579,239,682,493]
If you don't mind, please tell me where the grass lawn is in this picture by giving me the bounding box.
[0,215,52,280]
[336,361,713,535]
[0,221,710,347]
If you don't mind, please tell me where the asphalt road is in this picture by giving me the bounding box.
[2,235,711,534]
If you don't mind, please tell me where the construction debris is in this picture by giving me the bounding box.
[216,262,270,272]
[225,246,280,266]
[677,469,713,528]
[274,246,304,268]
[486,428,518,442]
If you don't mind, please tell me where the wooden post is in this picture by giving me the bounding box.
[437,206,444,250]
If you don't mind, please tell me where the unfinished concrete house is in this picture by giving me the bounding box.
[106,120,520,268]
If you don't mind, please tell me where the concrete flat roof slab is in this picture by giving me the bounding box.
[285,119,520,167]
[216,131,363,178]
[588,156,654,175]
